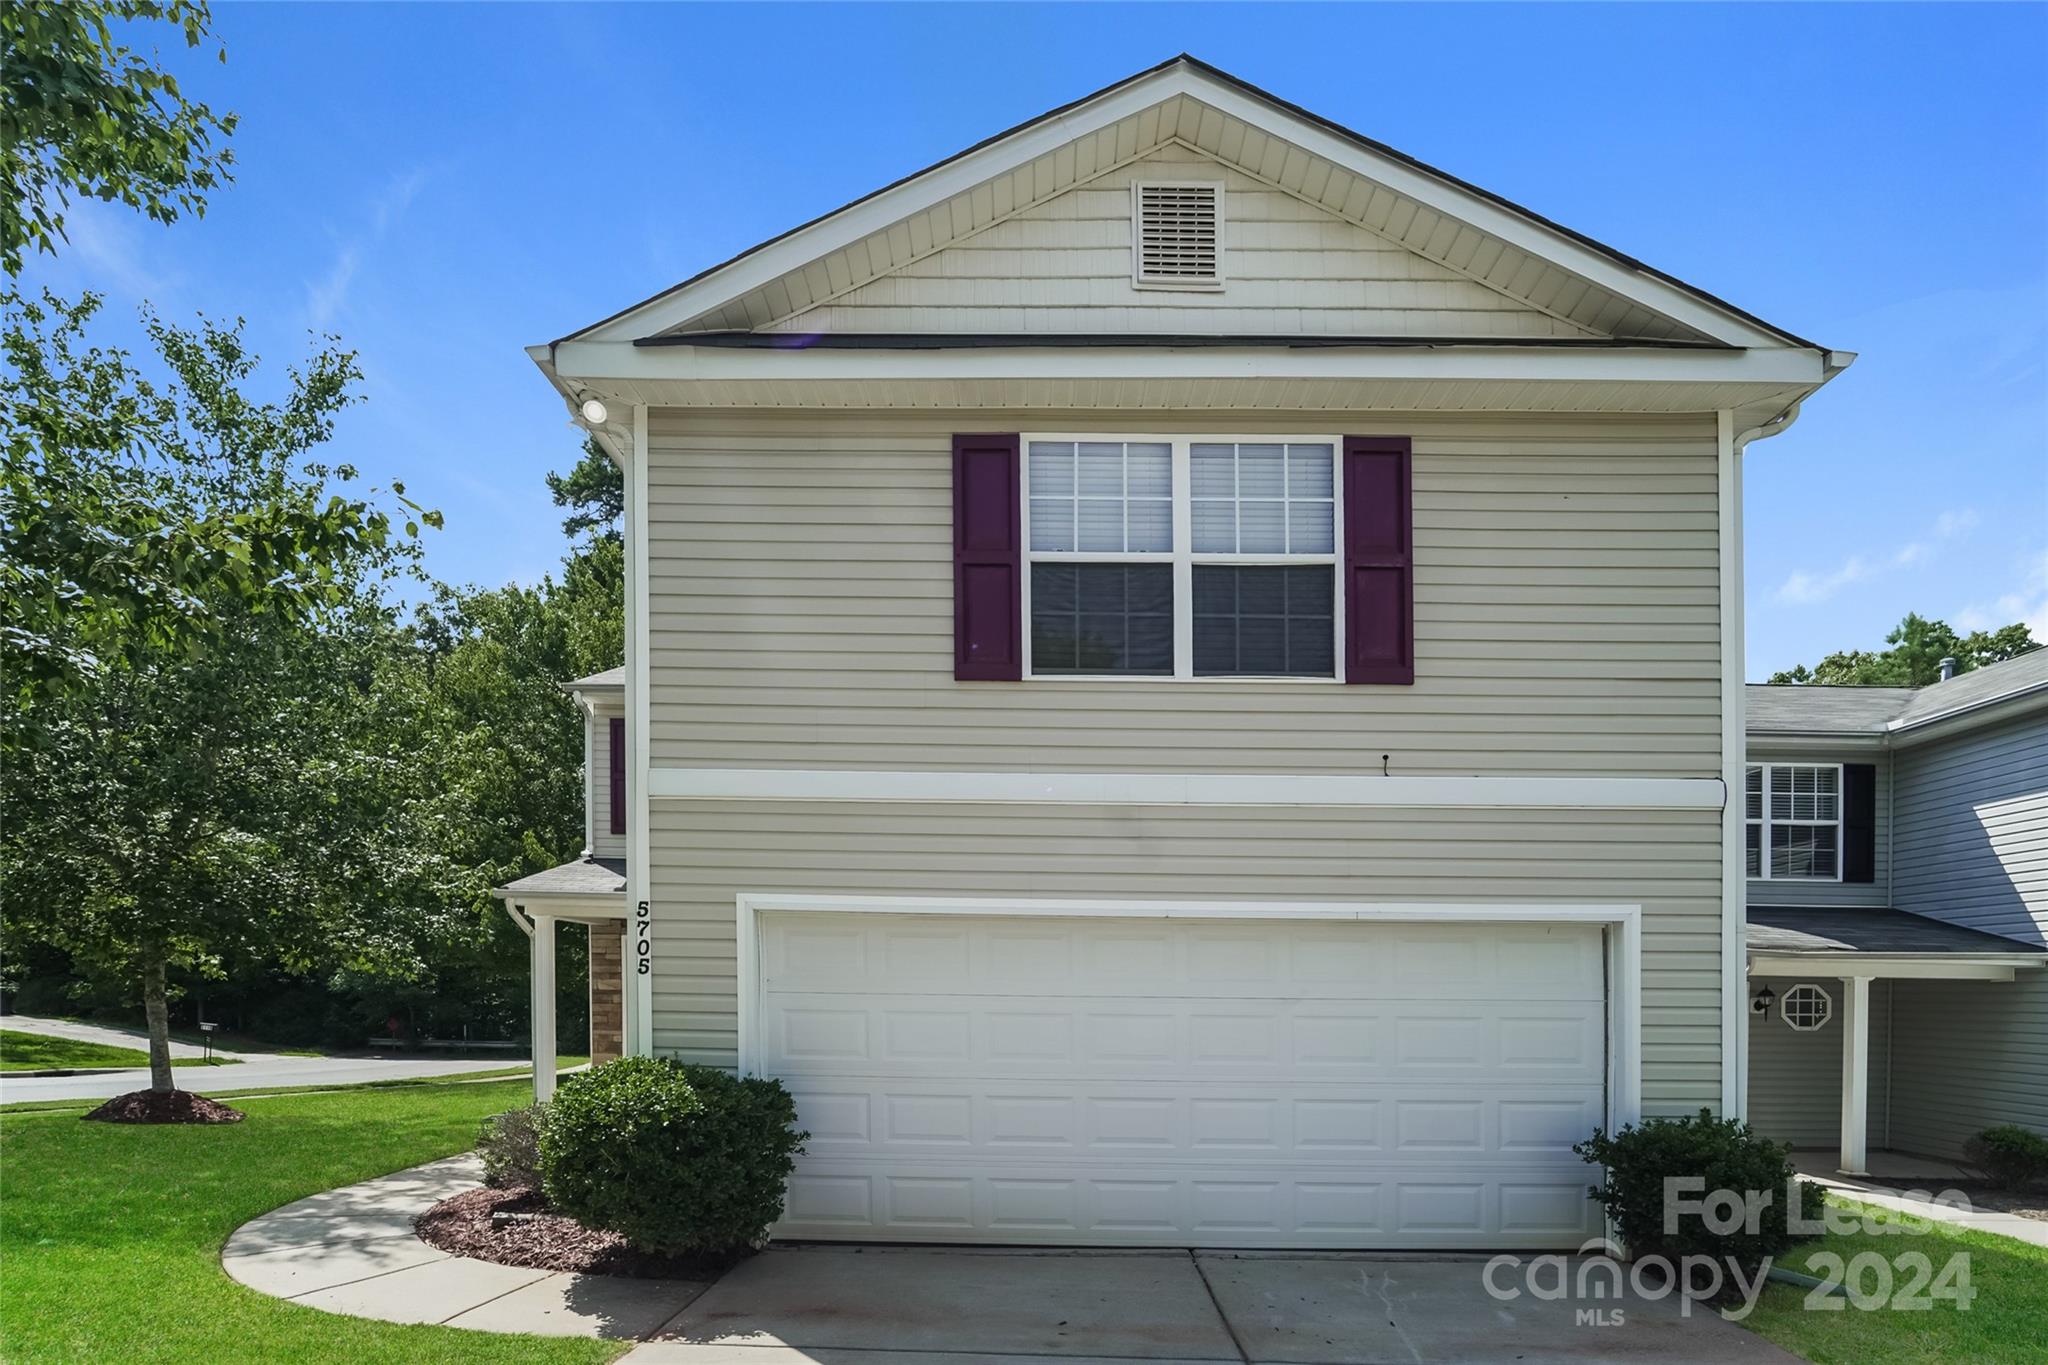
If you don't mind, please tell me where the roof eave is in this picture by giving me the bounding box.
[549,55,1829,355]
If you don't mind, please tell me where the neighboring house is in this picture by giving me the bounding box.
[504,56,1859,1250]
[493,668,628,1066]
[1744,650,2048,1171]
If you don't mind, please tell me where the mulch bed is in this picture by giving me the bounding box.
[414,1186,737,1279]
[1856,1175,2048,1223]
[81,1089,245,1124]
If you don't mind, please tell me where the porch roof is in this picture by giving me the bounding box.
[494,856,625,898]
[1748,905,2046,960]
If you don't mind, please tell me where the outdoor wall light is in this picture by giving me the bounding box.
[578,396,609,426]
[1751,983,1777,1016]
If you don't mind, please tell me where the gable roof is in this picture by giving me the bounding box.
[1747,648,2048,739]
[559,56,1826,353]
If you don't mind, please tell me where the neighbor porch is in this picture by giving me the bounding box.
[1746,905,2048,1173]
[494,856,628,1100]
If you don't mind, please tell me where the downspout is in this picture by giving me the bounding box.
[503,900,534,936]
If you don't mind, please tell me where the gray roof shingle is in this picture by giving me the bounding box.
[1748,906,2045,957]
[563,667,624,691]
[1746,647,2048,737]
[495,856,626,897]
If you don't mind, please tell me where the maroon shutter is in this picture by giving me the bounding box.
[953,433,1023,680]
[1343,436,1414,685]
[608,716,625,835]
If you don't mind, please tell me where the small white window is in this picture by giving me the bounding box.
[1132,182,1223,289]
[1745,762,1842,881]
[1780,983,1833,1032]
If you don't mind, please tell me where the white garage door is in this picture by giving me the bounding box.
[757,911,1607,1249]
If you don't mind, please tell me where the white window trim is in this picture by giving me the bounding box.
[1020,433,1344,683]
[734,893,1642,1135]
[1779,982,1833,1032]
[1745,761,1844,883]
[1130,180,1226,291]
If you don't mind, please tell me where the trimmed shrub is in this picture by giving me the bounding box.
[1964,1125,2048,1190]
[1576,1109,1823,1277]
[538,1056,807,1255]
[477,1103,548,1190]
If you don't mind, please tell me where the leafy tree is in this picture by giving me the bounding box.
[1769,612,2041,687]
[545,438,623,544]
[0,302,435,1091]
[2,0,237,275]
[2,291,430,735]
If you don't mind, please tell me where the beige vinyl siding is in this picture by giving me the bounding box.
[588,708,625,860]
[768,145,1593,339]
[645,409,1722,777]
[1889,973,2048,1157]
[1886,710,2048,1157]
[645,799,1724,1115]
[1743,749,1890,909]
[1746,977,1890,1149]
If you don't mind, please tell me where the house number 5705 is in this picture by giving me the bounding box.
[635,899,651,975]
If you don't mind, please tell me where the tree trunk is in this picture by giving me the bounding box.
[142,949,175,1093]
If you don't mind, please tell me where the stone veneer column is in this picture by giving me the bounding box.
[588,924,625,1064]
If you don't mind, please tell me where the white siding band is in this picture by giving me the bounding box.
[649,767,1724,809]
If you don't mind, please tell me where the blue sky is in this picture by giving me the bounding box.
[24,2,2045,679]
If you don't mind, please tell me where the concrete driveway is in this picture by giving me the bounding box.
[624,1245,1797,1365]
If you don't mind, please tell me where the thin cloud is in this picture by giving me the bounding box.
[1777,508,1979,606]
[305,167,429,328]
[1955,549,2048,639]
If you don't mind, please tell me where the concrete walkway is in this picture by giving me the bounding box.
[222,1154,712,1339]
[1795,1159,2048,1249]
[222,1156,1794,1360]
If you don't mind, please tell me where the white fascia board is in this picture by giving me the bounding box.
[528,345,631,467]
[650,767,1724,809]
[549,339,1826,388]
[572,68,1192,343]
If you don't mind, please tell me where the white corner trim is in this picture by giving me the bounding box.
[735,894,1643,1133]
[651,767,1723,810]
[1717,410,1747,1119]
[627,403,654,1057]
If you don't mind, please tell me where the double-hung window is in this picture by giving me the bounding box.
[1746,763,1842,880]
[1023,437,1340,679]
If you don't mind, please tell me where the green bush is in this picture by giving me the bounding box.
[476,1103,548,1190]
[1575,1109,1822,1278]
[538,1056,807,1255]
[1964,1125,2048,1189]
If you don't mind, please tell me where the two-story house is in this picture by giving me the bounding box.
[498,56,1861,1250]
[1744,650,2048,1173]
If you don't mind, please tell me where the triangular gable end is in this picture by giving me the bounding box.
[567,57,1814,352]
[750,144,1607,341]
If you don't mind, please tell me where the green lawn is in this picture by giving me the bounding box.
[1743,1198,2048,1364]
[0,1029,242,1072]
[0,1078,626,1364]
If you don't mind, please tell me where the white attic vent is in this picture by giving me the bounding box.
[1132,182,1223,289]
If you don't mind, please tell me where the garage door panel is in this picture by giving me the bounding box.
[758,911,1607,1249]
[779,1161,1601,1248]
[767,995,1603,1083]
[783,1080,1603,1164]
[762,914,1604,1002]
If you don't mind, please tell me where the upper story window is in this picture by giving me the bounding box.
[1024,437,1339,680]
[1746,762,1841,880]
[1132,182,1223,289]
